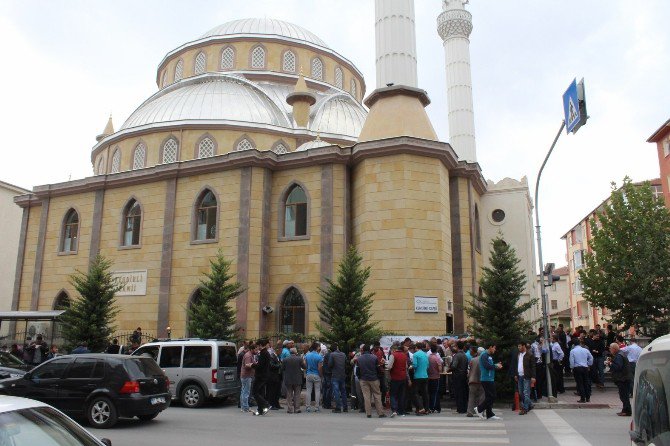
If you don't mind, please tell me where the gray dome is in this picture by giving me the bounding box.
[121,74,290,130]
[201,18,328,48]
[310,95,366,137]
[296,137,332,152]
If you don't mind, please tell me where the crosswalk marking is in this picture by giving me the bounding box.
[361,435,510,444]
[376,428,507,435]
[534,410,592,446]
[384,421,505,428]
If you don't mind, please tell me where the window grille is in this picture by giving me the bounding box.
[236,138,254,151]
[132,144,146,170]
[161,70,168,88]
[273,143,288,154]
[221,47,234,70]
[350,79,357,98]
[198,137,215,158]
[251,46,265,69]
[174,59,184,82]
[311,58,323,80]
[162,139,178,163]
[194,52,206,75]
[111,149,121,173]
[283,51,296,72]
[335,67,343,89]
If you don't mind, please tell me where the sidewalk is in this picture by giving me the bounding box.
[533,386,623,409]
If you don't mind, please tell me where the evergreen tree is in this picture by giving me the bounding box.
[466,236,536,354]
[316,245,380,353]
[580,178,670,338]
[60,255,121,352]
[187,250,244,340]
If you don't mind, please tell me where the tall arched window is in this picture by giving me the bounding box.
[122,199,142,247]
[284,185,308,237]
[221,46,235,70]
[185,289,202,337]
[132,143,146,170]
[335,67,343,89]
[60,209,79,253]
[111,148,121,173]
[474,205,481,252]
[251,46,265,69]
[162,138,179,163]
[350,79,357,99]
[198,137,215,158]
[161,70,168,88]
[174,59,184,82]
[236,138,254,152]
[282,50,296,72]
[95,157,104,175]
[194,51,206,75]
[311,57,323,80]
[280,288,305,334]
[53,291,70,310]
[195,189,217,241]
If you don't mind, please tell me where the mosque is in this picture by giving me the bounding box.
[10,0,540,339]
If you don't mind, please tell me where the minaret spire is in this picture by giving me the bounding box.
[375,0,418,88]
[438,0,477,162]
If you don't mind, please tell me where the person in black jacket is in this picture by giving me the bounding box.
[607,343,631,416]
[253,339,271,416]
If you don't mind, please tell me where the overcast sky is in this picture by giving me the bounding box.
[0,0,668,266]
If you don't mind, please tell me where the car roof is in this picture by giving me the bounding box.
[0,396,49,413]
[642,334,670,356]
[141,339,236,346]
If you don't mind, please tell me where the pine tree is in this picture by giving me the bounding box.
[187,250,244,340]
[316,245,380,353]
[466,236,536,354]
[60,255,121,352]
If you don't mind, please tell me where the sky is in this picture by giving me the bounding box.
[0,0,668,266]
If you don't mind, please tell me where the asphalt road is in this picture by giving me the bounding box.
[86,401,632,446]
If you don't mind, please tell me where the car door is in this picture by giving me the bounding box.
[5,357,72,408]
[159,345,183,395]
[58,357,105,415]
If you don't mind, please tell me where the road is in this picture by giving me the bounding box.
[87,402,632,446]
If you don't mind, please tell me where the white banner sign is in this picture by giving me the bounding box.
[112,270,148,296]
[414,296,438,313]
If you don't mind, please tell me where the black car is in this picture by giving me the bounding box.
[0,351,28,378]
[0,354,170,428]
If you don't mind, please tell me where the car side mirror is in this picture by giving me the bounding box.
[101,439,112,446]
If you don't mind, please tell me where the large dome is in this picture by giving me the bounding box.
[201,18,328,48]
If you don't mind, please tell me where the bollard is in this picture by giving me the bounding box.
[513,390,520,412]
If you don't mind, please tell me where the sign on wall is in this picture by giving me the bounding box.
[414,296,438,313]
[112,270,148,296]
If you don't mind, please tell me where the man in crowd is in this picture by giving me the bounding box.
[266,342,283,410]
[357,344,386,418]
[305,342,323,412]
[570,338,593,403]
[428,343,444,413]
[322,345,333,410]
[106,338,121,354]
[372,341,388,409]
[607,342,632,416]
[474,342,503,421]
[412,342,430,416]
[27,335,49,366]
[252,339,271,416]
[467,347,485,417]
[622,337,642,397]
[329,343,348,413]
[588,329,606,389]
[513,341,536,415]
[550,334,565,393]
[282,347,304,414]
[449,341,468,414]
[386,343,408,417]
[240,342,256,413]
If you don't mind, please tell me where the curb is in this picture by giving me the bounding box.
[532,402,611,409]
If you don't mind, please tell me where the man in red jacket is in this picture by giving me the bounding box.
[386,343,408,417]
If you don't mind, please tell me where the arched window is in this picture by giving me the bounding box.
[60,209,79,253]
[280,287,305,334]
[221,46,235,70]
[335,67,343,89]
[194,51,206,75]
[282,50,296,72]
[122,199,142,247]
[161,70,168,88]
[195,189,217,241]
[350,79,357,98]
[273,143,288,155]
[95,157,104,175]
[132,143,146,170]
[236,138,254,152]
[186,289,202,337]
[198,137,215,158]
[474,205,481,252]
[311,57,323,80]
[162,138,179,163]
[284,185,308,237]
[251,46,265,69]
[53,291,70,310]
[174,59,184,82]
[111,148,121,173]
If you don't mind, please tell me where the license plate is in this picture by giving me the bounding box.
[151,397,166,405]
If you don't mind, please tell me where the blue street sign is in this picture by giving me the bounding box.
[563,79,580,134]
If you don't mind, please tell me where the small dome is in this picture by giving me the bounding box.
[296,136,332,152]
[310,94,367,137]
[201,18,328,48]
[121,74,290,130]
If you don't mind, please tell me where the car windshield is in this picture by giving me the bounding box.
[0,406,100,446]
[0,352,25,368]
[124,357,163,379]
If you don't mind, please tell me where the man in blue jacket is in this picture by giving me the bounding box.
[474,341,503,420]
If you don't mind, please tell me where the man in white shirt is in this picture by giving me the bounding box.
[622,338,643,397]
[550,335,565,393]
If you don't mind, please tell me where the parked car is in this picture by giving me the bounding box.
[132,339,239,408]
[630,334,670,446]
[0,354,170,428]
[0,395,112,445]
[0,352,27,379]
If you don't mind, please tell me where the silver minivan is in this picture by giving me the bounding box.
[132,339,239,408]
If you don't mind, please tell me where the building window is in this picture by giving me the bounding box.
[283,50,296,72]
[195,189,217,241]
[132,143,146,170]
[185,289,202,337]
[53,291,70,310]
[194,51,206,75]
[111,148,121,173]
[273,143,288,154]
[95,157,104,175]
[198,137,215,158]
[573,250,584,269]
[551,300,558,310]
[221,46,235,70]
[474,205,481,252]
[492,209,505,223]
[573,277,584,294]
[162,138,179,163]
[664,139,670,157]
[334,67,343,89]
[161,70,168,88]
[350,79,357,98]
[122,199,142,247]
[284,185,308,237]
[60,209,79,253]
[280,287,305,334]
[311,57,323,80]
[251,46,265,69]
[652,184,664,200]
[174,59,184,82]
[236,138,254,152]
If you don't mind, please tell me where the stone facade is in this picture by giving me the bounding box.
[0,181,29,311]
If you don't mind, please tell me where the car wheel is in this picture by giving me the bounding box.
[137,412,160,421]
[86,396,118,429]
[181,384,205,408]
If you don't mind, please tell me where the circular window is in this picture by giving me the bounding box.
[492,209,506,223]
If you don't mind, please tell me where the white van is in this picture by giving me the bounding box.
[132,339,239,408]
[630,334,670,446]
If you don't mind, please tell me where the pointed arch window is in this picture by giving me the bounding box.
[53,291,71,310]
[311,57,323,80]
[335,67,343,89]
[283,50,296,72]
[162,138,179,163]
[236,138,254,152]
[350,79,357,99]
[273,143,288,155]
[251,46,265,69]
[161,70,168,88]
[186,289,202,337]
[221,46,235,70]
[280,288,305,334]
[96,157,104,175]
[284,185,308,237]
[198,137,215,158]
[111,148,121,173]
[132,143,146,170]
[122,199,142,247]
[195,189,218,241]
[60,209,79,253]
[174,59,184,82]
[194,51,206,75]
[474,204,481,252]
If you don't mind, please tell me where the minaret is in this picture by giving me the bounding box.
[96,115,114,142]
[286,70,316,128]
[437,0,477,163]
[375,0,418,88]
